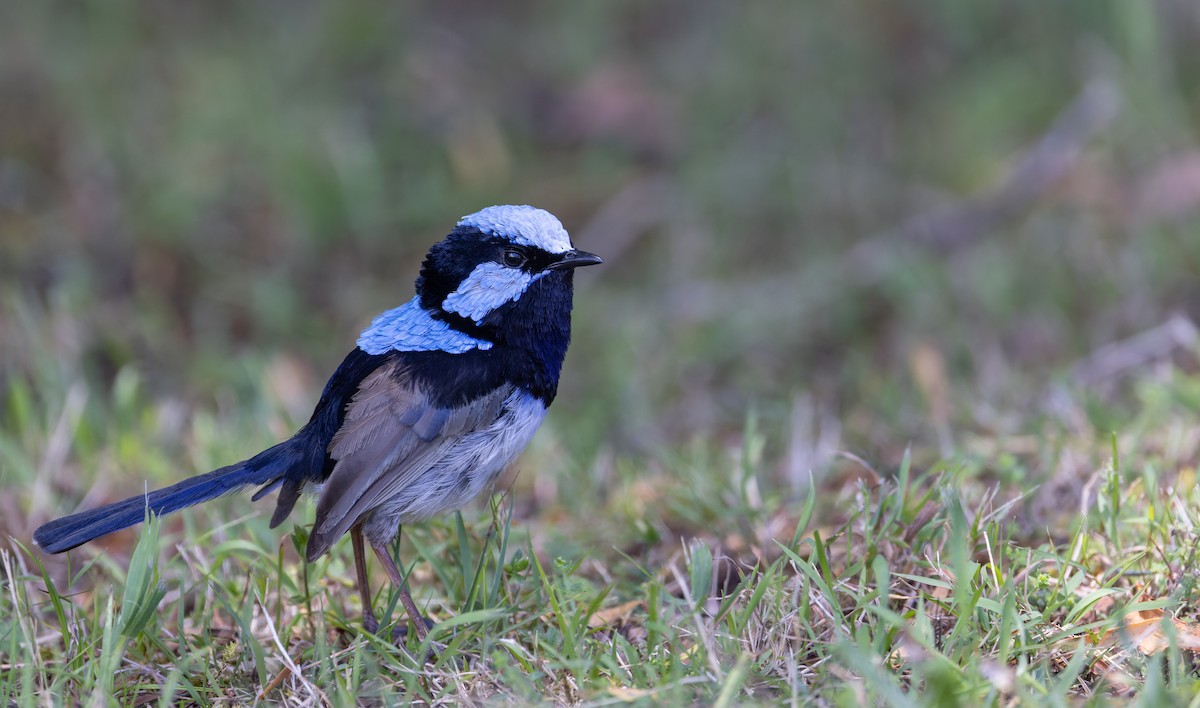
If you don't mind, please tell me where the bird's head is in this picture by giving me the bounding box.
[415,205,602,346]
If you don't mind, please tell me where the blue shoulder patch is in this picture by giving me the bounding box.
[357,297,493,355]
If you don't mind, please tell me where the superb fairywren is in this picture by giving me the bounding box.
[33,205,602,641]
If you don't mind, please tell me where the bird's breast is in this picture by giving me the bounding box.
[359,389,548,540]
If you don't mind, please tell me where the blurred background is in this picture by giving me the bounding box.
[3,2,1200,548]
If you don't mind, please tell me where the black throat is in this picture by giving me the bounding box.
[413,228,577,405]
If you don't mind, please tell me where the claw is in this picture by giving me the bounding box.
[390,616,437,643]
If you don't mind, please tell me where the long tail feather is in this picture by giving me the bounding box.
[33,440,303,554]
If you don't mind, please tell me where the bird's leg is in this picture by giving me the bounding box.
[369,533,430,642]
[350,525,378,634]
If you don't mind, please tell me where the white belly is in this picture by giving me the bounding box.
[361,390,547,542]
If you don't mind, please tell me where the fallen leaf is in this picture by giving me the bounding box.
[606,686,654,701]
[1089,593,1117,618]
[1094,608,1200,655]
[589,599,645,629]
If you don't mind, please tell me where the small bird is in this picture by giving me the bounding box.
[33,205,602,641]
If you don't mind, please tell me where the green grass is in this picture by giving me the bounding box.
[5,1,1200,705]
[6,354,1200,704]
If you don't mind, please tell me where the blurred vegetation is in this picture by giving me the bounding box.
[4,1,1200,703]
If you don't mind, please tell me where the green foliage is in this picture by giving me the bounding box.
[117,511,167,640]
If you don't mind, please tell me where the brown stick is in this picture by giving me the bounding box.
[258,666,291,701]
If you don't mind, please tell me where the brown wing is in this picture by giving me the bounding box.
[304,360,508,560]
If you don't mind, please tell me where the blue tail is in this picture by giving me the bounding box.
[33,440,304,554]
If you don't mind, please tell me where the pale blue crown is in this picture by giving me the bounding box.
[458,205,572,254]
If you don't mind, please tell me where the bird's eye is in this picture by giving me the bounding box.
[502,248,526,267]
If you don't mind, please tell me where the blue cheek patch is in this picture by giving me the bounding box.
[357,297,494,355]
[442,262,545,324]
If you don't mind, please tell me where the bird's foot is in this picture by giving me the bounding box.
[393,617,467,668]
[360,611,435,643]
[389,616,437,643]
[359,609,457,664]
